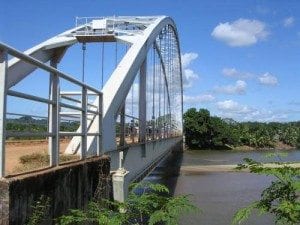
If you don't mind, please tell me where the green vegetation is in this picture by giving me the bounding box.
[58,182,197,225]
[6,116,79,140]
[26,195,51,225]
[184,108,300,150]
[232,157,300,225]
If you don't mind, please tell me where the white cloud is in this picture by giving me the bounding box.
[217,100,252,114]
[183,94,215,104]
[211,18,269,47]
[181,52,199,88]
[258,72,278,86]
[181,52,198,68]
[221,68,279,87]
[215,100,287,122]
[214,80,247,95]
[283,17,294,27]
[243,109,288,122]
[182,69,199,88]
[222,68,254,79]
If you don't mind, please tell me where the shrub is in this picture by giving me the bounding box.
[232,158,300,225]
[58,182,198,225]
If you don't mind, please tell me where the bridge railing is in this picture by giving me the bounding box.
[115,112,180,148]
[0,42,103,178]
[75,16,116,36]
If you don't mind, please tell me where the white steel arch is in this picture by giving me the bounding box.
[6,16,183,154]
[100,16,183,152]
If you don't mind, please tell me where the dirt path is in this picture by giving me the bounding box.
[5,140,70,174]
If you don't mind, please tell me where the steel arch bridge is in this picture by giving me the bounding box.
[0,16,183,200]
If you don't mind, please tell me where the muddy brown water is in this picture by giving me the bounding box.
[145,149,300,225]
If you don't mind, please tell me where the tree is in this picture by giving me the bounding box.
[232,158,300,225]
[184,108,239,149]
[281,126,299,147]
[183,108,211,148]
[184,107,300,150]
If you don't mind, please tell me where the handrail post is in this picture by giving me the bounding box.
[81,87,87,159]
[49,59,60,167]
[0,49,7,177]
[96,93,102,156]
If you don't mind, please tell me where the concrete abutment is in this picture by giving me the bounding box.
[0,156,111,225]
[0,138,183,224]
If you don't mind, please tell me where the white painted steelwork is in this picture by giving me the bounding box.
[0,16,183,183]
[65,16,183,154]
[0,42,103,177]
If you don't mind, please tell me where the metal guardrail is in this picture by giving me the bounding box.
[74,16,147,38]
[75,16,116,37]
[0,42,103,177]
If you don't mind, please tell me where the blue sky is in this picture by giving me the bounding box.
[1,0,300,122]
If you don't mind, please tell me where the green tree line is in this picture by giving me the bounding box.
[6,116,79,140]
[184,108,300,149]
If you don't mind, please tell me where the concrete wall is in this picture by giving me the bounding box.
[109,137,183,182]
[110,137,183,202]
[0,156,111,225]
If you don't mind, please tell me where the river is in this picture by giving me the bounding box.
[145,149,300,225]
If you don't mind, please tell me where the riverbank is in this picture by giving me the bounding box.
[186,141,297,152]
[180,162,300,174]
[233,141,296,151]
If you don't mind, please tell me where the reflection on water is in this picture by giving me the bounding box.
[145,149,300,225]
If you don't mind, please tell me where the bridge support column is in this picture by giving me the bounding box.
[120,105,125,146]
[139,58,147,142]
[0,50,8,178]
[113,58,147,203]
[112,169,129,202]
[48,59,60,167]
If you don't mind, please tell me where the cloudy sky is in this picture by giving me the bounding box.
[1,0,300,122]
